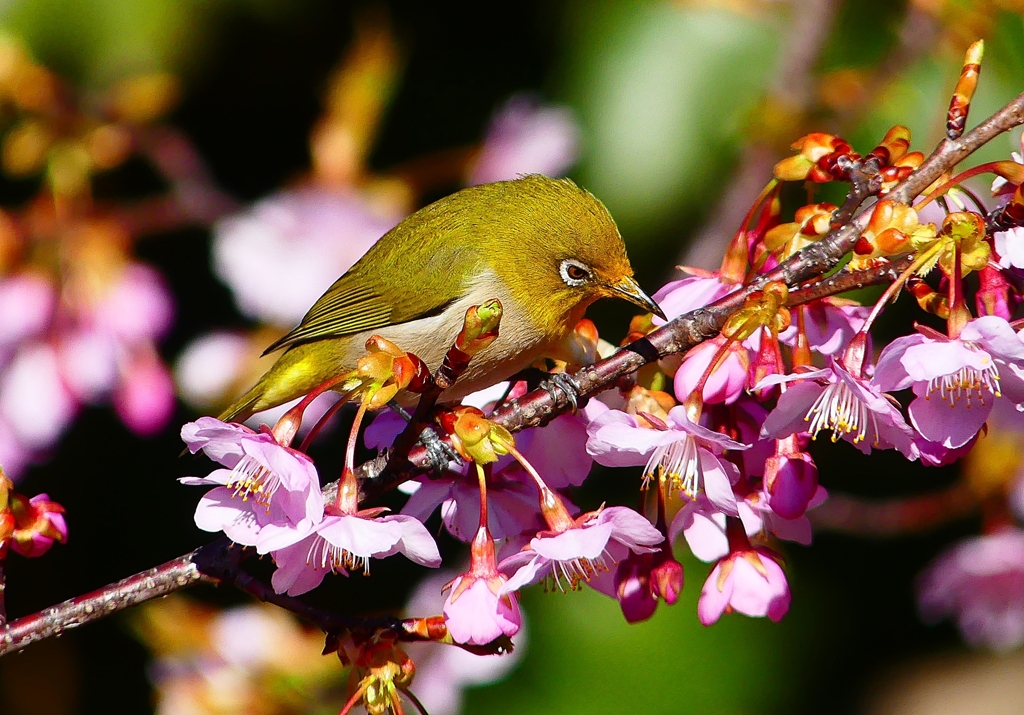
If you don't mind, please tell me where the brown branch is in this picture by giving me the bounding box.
[4,88,1024,658]
[0,551,209,656]
[810,483,977,537]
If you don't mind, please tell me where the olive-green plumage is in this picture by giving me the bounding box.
[220,174,661,423]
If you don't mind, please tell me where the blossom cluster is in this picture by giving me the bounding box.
[175,118,1024,706]
[0,39,188,477]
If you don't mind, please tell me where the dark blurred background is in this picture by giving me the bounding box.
[1,1,1023,713]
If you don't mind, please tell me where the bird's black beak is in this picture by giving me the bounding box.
[612,276,666,320]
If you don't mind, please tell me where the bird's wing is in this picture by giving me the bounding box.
[262,245,473,355]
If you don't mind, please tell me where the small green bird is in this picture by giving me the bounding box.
[220,174,662,423]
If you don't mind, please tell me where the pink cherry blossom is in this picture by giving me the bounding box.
[736,486,824,546]
[778,299,869,356]
[613,544,683,623]
[587,405,745,511]
[404,570,525,715]
[444,527,522,646]
[468,95,580,185]
[213,187,402,327]
[874,317,1024,448]
[994,226,1024,270]
[763,442,818,520]
[180,417,324,546]
[917,528,1024,651]
[367,386,600,491]
[698,545,790,625]
[401,462,547,543]
[498,506,664,593]
[760,362,918,459]
[670,487,821,565]
[670,496,730,563]
[261,510,441,596]
[673,335,749,405]
[444,576,522,646]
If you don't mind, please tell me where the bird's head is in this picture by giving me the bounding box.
[477,175,664,337]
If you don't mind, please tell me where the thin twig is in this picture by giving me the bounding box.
[0,551,210,656]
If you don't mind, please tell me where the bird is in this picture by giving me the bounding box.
[219,174,663,424]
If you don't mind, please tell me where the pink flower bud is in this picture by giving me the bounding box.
[764,450,818,520]
[613,547,684,624]
[443,527,521,645]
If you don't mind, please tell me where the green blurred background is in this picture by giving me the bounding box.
[1,1,1023,713]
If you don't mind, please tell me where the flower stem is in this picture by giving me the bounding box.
[298,391,353,453]
[476,462,489,529]
[336,395,372,513]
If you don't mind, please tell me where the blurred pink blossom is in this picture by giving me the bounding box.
[114,349,175,436]
[0,342,76,452]
[917,528,1024,651]
[174,331,252,410]
[468,95,580,185]
[213,188,402,326]
[0,272,55,351]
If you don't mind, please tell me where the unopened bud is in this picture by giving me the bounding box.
[455,300,503,356]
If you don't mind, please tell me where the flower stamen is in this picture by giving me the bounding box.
[924,361,1001,407]
[226,455,280,508]
[803,381,880,445]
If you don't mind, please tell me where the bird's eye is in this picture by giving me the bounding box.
[559,259,591,287]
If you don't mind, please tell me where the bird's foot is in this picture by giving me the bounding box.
[539,372,585,413]
[418,425,462,474]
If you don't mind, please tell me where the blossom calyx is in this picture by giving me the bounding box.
[936,211,990,276]
[774,133,855,183]
[8,492,67,557]
[722,281,790,341]
[439,406,515,464]
[764,202,835,258]
[345,336,431,409]
[853,200,935,266]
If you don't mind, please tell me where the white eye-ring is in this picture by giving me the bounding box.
[559,259,591,287]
